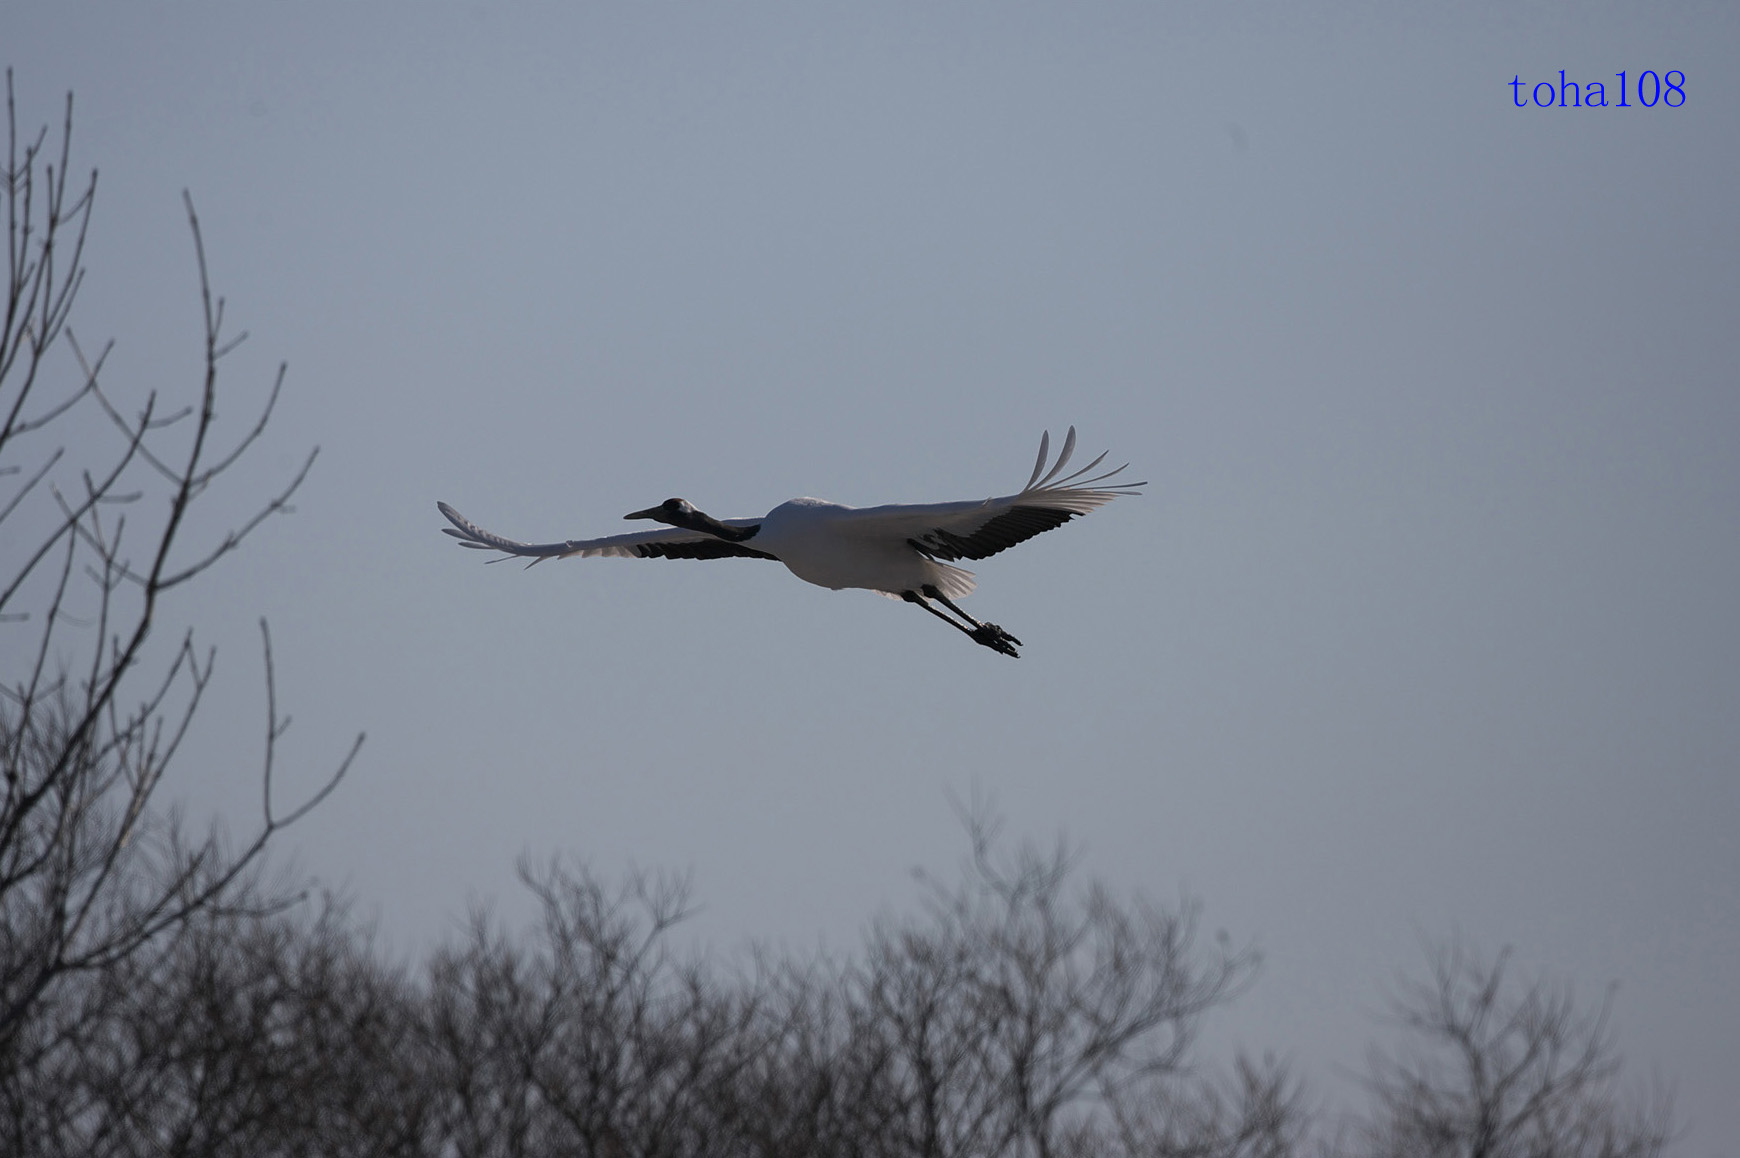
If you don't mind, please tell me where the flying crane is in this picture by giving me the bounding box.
[438,427,1143,657]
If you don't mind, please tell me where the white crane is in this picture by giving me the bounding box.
[438,427,1144,657]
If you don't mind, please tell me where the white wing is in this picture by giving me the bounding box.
[829,426,1146,562]
[437,502,775,564]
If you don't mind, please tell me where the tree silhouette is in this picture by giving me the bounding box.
[415,819,1301,1158]
[1352,938,1674,1158]
[0,72,359,1152]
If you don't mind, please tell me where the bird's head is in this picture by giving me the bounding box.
[624,498,696,526]
[624,498,759,542]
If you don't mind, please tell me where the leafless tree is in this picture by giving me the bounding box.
[422,857,766,1158]
[705,801,1302,1158]
[410,809,1304,1158]
[1352,939,1674,1158]
[837,806,1301,1158]
[0,71,360,1151]
[13,896,431,1158]
[713,953,898,1157]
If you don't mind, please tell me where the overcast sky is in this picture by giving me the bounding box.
[7,3,1738,1152]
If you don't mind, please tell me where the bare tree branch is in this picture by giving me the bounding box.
[0,75,359,1071]
[1353,937,1675,1158]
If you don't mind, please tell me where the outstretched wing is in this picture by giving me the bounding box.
[437,502,778,564]
[839,427,1145,563]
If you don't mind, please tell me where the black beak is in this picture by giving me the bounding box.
[624,507,662,521]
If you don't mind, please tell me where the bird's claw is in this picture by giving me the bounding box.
[971,623,1022,658]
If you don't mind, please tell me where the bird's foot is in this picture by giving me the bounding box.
[971,623,1022,658]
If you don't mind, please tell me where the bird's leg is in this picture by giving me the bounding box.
[911,586,1022,658]
[924,586,1023,648]
[903,590,979,638]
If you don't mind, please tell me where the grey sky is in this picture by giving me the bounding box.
[6,3,1737,1152]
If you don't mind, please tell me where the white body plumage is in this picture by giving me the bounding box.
[753,497,978,601]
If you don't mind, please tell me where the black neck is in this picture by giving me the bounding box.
[688,512,760,543]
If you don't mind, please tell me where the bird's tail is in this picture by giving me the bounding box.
[877,560,977,601]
